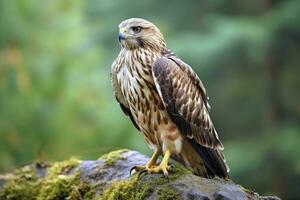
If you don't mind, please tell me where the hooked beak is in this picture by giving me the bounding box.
[118,28,127,42]
[118,33,126,42]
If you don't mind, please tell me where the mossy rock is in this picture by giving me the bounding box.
[0,150,280,200]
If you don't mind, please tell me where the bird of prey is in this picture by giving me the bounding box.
[111,18,229,178]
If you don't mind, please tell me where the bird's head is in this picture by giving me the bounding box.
[118,18,166,50]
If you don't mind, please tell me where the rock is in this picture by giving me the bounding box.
[185,188,210,200]
[0,149,281,200]
[214,185,248,200]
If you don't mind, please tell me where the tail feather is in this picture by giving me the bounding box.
[176,139,209,177]
[188,138,229,178]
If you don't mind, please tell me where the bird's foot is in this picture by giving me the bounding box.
[137,162,173,179]
[131,149,172,179]
[129,164,158,176]
[130,149,162,176]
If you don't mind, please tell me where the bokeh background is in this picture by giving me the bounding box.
[0,0,300,199]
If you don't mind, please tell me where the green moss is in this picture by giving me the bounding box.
[46,158,81,178]
[99,159,189,200]
[157,186,181,200]
[1,153,135,200]
[100,177,153,200]
[0,165,41,200]
[151,160,190,186]
[0,150,190,200]
[100,149,129,166]
[61,180,103,200]
[0,158,88,200]
[37,158,82,200]
[37,173,81,200]
[79,182,105,200]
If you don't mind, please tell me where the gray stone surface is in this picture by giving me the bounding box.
[0,150,281,200]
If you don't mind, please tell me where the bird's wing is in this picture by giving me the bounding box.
[152,56,223,150]
[111,61,140,131]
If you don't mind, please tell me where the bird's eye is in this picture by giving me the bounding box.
[131,26,142,33]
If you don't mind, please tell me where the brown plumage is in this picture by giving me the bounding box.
[111,18,229,178]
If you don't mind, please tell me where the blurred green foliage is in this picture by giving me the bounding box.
[0,0,300,199]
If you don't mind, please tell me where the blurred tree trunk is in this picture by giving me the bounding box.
[265,44,284,125]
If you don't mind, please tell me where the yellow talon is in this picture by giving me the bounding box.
[135,149,172,178]
[130,149,161,175]
[147,149,171,176]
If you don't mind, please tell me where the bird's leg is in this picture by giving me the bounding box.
[146,149,161,168]
[130,149,161,175]
[138,149,172,178]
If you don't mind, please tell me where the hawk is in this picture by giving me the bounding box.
[111,18,229,178]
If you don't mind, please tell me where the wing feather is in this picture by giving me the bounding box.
[152,56,229,177]
[152,56,223,150]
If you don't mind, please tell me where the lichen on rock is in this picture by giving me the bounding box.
[0,158,85,200]
[0,164,42,200]
[99,177,153,200]
[0,150,281,200]
[99,149,129,166]
[157,186,181,200]
[99,158,188,200]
